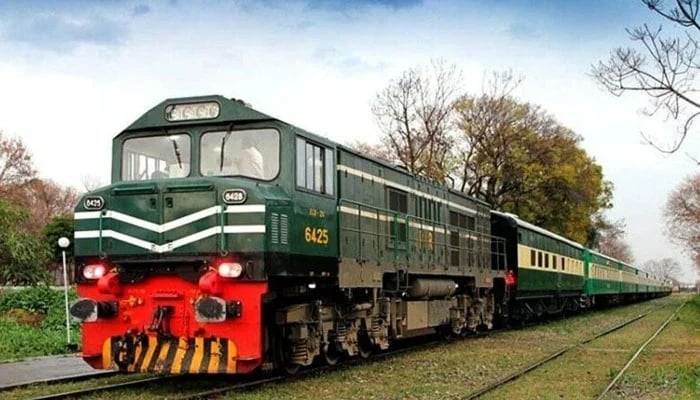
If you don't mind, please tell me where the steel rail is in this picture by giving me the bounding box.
[26,375,180,400]
[0,371,119,393]
[595,300,688,400]
[462,306,665,400]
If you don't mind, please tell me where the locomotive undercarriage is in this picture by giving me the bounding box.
[269,276,503,373]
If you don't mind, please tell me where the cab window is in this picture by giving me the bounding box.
[121,134,191,181]
[200,128,279,180]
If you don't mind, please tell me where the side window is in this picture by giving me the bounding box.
[530,249,536,267]
[296,137,334,195]
[388,188,408,243]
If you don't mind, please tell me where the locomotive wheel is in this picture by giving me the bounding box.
[277,327,301,375]
[358,332,373,359]
[323,345,341,366]
[280,344,301,375]
[283,361,301,375]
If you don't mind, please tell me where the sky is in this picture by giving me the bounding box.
[0,0,697,282]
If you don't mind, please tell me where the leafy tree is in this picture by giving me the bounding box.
[0,200,51,285]
[42,214,74,264]
[663,172,700,270]
[592,0,700,154]
[371,60,461,184]
[453,73,613,244]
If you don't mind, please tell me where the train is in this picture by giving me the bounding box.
[70,95,672,375]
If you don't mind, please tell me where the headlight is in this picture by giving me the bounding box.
[82,264,107,280]
[217,262,243,278]
[165,101,220,121]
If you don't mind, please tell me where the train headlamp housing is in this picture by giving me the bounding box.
[165,101,220,122]
[82,264,107,280]
[217,262,244,278]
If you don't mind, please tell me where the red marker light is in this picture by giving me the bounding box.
[505,270,517,287]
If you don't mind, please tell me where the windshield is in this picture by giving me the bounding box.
[121,134,191,181]
[200,128,279,180]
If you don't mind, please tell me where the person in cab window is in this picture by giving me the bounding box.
[236,136,263,178]
[151,166,169,180]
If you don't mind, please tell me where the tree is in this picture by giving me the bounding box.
[2,179,79,235]
[592,0,700,154]
[663,172,700,269]
[42,214,75,265]
[81,174,105,192]
[453,72,613,244]
[592,216,635,263]
[371,60,461,183]
[642,258,682,283]
[347,140,395,163]
[0,131,35,192]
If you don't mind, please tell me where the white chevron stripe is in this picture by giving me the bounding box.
[74,204,265,233]
[74,225,266,253]
[337,164,477,215]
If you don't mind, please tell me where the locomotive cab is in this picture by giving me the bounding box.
[72,96,298,374]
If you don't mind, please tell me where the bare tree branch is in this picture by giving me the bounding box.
[593,1,700,154]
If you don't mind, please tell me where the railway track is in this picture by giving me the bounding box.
[463,301,684,400]
[0,371,119,393]
[595,300,687,400]
[26,375,183,400]
[23,330,501,400]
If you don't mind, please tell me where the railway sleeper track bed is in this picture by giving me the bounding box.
[5,298,675,400]
[19,330,500,400]
[464,299,687,400]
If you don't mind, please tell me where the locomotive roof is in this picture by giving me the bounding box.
[123,95,276,132]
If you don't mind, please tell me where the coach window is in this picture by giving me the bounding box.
[538,252,543,268]
[544,253,549,269]
[530,250,536,267]
[296,137,334,195]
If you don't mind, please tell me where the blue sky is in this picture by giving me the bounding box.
[0,0,697,281]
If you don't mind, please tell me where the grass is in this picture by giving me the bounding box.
[0,286,81,361]
[606,294,700,400]
[1,295,689,400]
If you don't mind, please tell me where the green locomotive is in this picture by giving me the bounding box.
[71,95,510,374]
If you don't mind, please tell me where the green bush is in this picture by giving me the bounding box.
[0,199,53,286]
[0,286,81,359]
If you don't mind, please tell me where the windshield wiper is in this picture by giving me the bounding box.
[166,130,183,169]
[219,123,234,172]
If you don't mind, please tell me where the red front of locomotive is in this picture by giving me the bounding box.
[72,255,268,374]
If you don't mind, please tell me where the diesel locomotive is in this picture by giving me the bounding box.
[70,95,672,375]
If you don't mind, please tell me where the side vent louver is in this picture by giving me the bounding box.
[271,213,279,244]
[280,214,288,245]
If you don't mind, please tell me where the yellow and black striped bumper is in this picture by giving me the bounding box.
[103,336,237,374]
